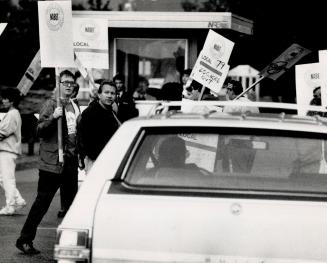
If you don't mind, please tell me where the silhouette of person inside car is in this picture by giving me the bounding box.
[158,136,187,168]
[156,136,210,176]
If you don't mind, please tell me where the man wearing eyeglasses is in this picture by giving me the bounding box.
[16,70,80,255]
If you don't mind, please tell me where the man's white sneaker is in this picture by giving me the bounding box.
[0,206,15,215]
[14,200,27,211]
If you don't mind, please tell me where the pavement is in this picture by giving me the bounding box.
[16,143,39,171]
[0,168,60,263]
[1,143,84,263]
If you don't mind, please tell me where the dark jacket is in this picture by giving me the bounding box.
[37,98,78,174]
[117,92,138,123]
[79,101,120,161]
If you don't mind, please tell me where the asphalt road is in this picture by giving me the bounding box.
[0,168,62,263]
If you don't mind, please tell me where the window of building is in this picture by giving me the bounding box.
[115,38,187,93]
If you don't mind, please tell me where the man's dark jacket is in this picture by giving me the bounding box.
[79,101,120,161]
[117,92,138,123]
[37,98,78,174]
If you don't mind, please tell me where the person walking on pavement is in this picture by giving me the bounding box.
[16,70,80,255]
[0,88,26,215]
[78,80,120,174]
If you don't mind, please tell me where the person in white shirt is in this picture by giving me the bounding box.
[0,88,26,215]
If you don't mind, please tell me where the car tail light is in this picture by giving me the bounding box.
[54,229,90,262]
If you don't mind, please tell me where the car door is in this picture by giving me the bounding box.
[93,186,327,262]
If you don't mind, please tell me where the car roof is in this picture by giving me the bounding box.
[131,101,327,134]
[128,111,327,133]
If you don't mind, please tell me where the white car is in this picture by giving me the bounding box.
[54,102,327,263]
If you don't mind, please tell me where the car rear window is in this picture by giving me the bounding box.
[123,128,327,195]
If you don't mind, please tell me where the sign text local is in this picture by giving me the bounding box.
[74,42,89,47]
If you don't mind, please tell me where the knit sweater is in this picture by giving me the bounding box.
[0,108,22,155]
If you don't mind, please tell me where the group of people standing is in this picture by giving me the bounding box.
[0,70,137,255]
[0,68,257,255]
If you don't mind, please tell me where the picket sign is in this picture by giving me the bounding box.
[202,29,234,63]
[187,30,234,99]
[73,18,109,69]
[38,1,75,163]
[191,50,230,94]
[319,50,327,109]
[38,1,74,68]
[17,51,42,95]
[295,63,322,116]
[236,43,312,100]
[260,43,311,81]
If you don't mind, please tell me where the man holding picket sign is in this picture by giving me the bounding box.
[16,70,80,254]
[16,1,78,255]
